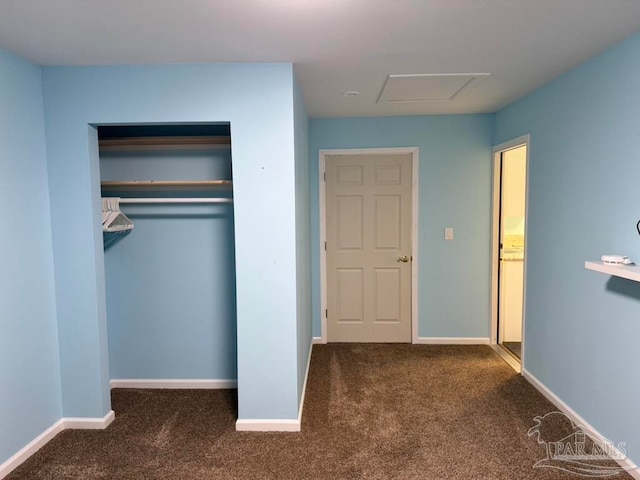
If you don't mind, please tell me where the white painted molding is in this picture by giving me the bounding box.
[110,379,237,389]
[312,336,324,344]
[319,150,328,344]
[63,410,115,430]
[492,135,531,154]
[523,368,640,480]
[0,410,116,479]
[490,345,521,373]
[297,343,313,426]
[415,337,490,345]
[235,419,301,432]
[235,344,313,433]
[410,148,420,344]
[0,419,64,479]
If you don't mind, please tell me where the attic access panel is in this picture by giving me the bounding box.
[377,73,490,104]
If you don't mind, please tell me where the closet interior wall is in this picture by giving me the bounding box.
[99,126,237,384]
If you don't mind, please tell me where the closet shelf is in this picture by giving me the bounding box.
[99,136,231,151]
[101,180,233,192]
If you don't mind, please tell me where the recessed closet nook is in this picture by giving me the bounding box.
[99,124,237,390]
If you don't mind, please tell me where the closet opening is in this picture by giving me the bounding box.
[98,123,238,415]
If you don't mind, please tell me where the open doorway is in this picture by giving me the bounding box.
[491,136,528,372]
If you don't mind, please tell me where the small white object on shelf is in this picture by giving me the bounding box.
[585,261,640,282]
[601,254,633,265]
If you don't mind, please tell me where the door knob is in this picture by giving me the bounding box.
[397,256,410,263]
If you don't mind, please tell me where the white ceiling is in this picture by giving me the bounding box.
[1,0,640,118]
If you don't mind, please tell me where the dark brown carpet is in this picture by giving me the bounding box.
[7,345,633,479]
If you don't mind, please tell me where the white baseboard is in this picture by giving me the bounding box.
[0,419,64,479]
[414,337,490,345]
[235,419,301,432]
[312,336,324,344]
[0,410,115,479]
[297,342,313,426]
[235,343,313,433]
[63,410,115,430]
[523,368,640,479]
[110,379,237,389]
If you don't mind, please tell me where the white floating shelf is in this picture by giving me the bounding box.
[585,261,640,282]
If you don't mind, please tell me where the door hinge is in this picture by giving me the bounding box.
[324,241,327,251]
[323,171,326,182]
[325,309,328,318]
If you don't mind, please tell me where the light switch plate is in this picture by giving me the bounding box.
[445,227,454,240]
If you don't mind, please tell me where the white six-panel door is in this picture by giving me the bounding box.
[325,153,412,342]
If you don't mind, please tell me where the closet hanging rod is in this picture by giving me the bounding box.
[118,198,233,204]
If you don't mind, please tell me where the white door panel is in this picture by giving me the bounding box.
[326,154,412,343]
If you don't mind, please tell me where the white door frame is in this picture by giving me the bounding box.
[490,135,530,373]
[319,147,419,344]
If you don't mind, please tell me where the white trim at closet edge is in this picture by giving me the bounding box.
[110,379,237,389]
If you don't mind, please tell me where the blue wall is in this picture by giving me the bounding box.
[494,32,640,463]
[42,63,302,421]
[0,50,62,464]
[101,148,237,381]
[309,115,494,339]
[293,75,312,405]
[6,24,640,467]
